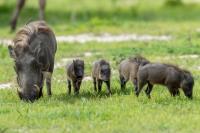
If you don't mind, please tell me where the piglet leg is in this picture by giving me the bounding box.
[120,75,126,90]
[145,82,153,99]
[73,80,79,95]
[133,78,138,93]
[93,77,97,92]
[106,80,112,95]
[136,80,147,97]
[67,79,71,95]
[97,79,103,93]
[45,72,52,96]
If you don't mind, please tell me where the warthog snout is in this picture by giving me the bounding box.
[187,93,193,99]
[77,76,83,80]
[17,85,40,102]
[182,87,193,99]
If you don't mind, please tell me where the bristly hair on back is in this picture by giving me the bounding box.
[164,63,191,74]
[129,55,150,64]
[13,21,51,48]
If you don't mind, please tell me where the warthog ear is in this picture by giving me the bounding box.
[83,61,85,67]
[73,60,76,69]
[140,61,149,66]
[38,26,50,33]
[73,60,76,65]
[8,45,17,59]
[34,84,40,97]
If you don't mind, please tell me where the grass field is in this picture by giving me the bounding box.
[1,0,200,132]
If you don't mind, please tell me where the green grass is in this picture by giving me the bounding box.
[1,0,200,132]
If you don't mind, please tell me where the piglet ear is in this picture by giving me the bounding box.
[140,61,149,66]
[72,60,76,69]
[73,60,76,64]
[8,45,16,59]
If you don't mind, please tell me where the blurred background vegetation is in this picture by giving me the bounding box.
[0,0,200,37]
[1,1,200,132]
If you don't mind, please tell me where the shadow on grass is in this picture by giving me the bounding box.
[51,86,133,104]
[51,86,200,105]
[137,93,200,105]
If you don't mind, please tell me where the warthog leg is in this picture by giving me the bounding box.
[133,78,138,93]
[39,0,46,20]
[136,79,147,97]
[39,87,43,97]
[105,80,112,95]
[39,74,45,97]
[73,80,79,95]
[120,75,126,90]
[45,72,52,96]
[174,89,180,96]
[67,79,71,95]
[169,87,180,97]
[10,0,26,31]
[93,77,97,92]
[182,87,193,99]
[97,79,103,93]
[145,82,153,99]
[76,80,82,94]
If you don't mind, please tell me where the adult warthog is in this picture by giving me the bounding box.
[8,21,57,102]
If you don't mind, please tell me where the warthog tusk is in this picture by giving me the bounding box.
[17,87,22,93]
[34,84,40,92]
